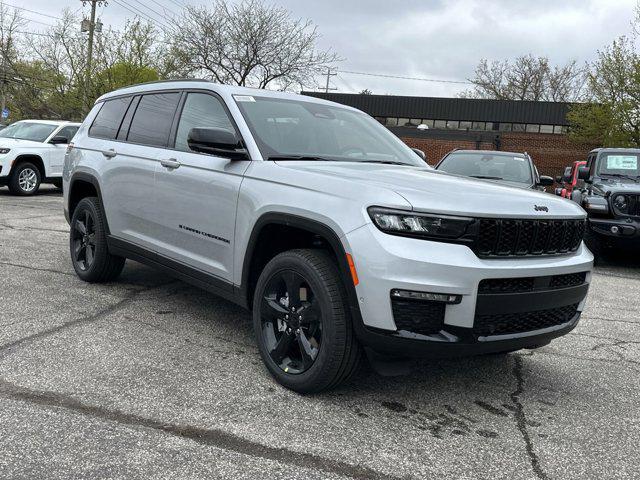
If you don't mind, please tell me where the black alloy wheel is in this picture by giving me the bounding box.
[72,209,97,271]
[260,270,323,374]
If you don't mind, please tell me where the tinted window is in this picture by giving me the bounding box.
[175,93,235,152]
[127,93,181,147]
[56,126,79,142]
[89,97,132,139]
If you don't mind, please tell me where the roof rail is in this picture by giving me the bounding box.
[113,78,213,91]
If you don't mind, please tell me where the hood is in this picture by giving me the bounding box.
[592,178,640,196]
[275,161,586,219]
[0,137,46,149]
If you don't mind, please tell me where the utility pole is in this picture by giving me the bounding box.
[324,67,337,93]
[81,0,105,116]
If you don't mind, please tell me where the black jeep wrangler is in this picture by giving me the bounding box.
[572,148,640,255]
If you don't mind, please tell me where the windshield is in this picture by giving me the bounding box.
[234,95,424,166]
[597,153,640,177]
[0,121,57,142]
[437,152,533,184]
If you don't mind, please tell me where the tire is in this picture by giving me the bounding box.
[70,196,125,283]
[8,162,41,195]
[253,249,362,393]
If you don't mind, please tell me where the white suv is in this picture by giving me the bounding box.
[0,120,80,195]
[63,80,593,392]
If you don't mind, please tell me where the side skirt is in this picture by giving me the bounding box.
[107,236,247,309]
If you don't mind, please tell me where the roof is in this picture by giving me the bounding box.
[302,92,572,126]
[448,149,526,157]
[590,147,640,153]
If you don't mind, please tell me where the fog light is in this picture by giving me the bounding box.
[391,289,462,304]
[611,226,620,234]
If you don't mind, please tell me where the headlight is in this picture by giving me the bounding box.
[613,194,629,214]
[0,148,10,154]
[368,207,473,239]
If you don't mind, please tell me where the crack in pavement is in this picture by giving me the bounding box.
[0,281,175,360]
[0,378,401,480]
[581,315,638,326]
[510,355,549,480]
[0,260,74,277]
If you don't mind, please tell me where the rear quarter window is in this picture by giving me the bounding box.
[89,97,132,139]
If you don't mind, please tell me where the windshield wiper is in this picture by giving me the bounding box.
[469,175,504,180]
[601,173,640,182]
[267,155,336,161]
[358,160,407,165]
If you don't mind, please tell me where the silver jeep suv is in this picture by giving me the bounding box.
[64,80,593,393]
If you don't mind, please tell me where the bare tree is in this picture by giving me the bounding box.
[171,0,339,90]
[463,54,586,102]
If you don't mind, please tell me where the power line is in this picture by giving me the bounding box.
[339,69,471,85]
[1,3,63,21]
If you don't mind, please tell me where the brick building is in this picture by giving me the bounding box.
[302,92,594,178]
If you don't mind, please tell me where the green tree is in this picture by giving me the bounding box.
[93,62,159,96]
[568,37,640,147]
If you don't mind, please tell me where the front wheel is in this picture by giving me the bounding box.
[8,162,41,195]
[253,249,362,393]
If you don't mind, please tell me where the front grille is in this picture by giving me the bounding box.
[478,272,588,294]
[473,304,579,336]
[475,219,585,258]
[391,298,445,335]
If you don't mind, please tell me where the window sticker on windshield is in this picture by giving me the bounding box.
[607,155,638,170]
[234,95,256,102]
[513,157,525,161]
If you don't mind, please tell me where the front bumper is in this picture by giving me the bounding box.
[589,217,640,240]
[344,223,593,357]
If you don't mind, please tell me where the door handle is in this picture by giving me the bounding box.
[102,149,117,158]
[160,158,181,169]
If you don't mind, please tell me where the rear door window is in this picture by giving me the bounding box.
[127,92,181,147]
[89,97,132,139]
[56,126,79,142]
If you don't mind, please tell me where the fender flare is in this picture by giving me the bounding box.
[239,212,363,326]
[68,172,110,234]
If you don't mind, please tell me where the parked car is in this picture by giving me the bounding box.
[0,120,80,195]
[554,161,586,198]
[435,149,554,191]
[572,148,640,256]
[64,80,593,393]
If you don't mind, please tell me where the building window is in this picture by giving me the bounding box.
[512,123,526,132]
[420,119,435,128]
[459,121,472,130]
[472,122,486,131]
[553,125,567,134]
[434,120,447,129]
[406,118,422,126]
[498,123,512,132]
[385,117,398,127]
[539,124,554,134]
[397,118,410,126]
[374,116,385,124]
[446,120,459,129]
[526,124,540,133]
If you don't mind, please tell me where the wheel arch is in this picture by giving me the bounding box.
[68,172,110,234]
[240,213,362,325]
[12,154,45,177]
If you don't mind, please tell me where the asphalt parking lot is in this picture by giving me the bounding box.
[0,187,638,480]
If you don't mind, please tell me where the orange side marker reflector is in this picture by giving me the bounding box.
[346,253,359,286]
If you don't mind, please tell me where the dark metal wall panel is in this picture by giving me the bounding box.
[302,92,571,125]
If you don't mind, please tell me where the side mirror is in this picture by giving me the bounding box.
[577,166,591,182]
[187,127,248,159]
[49,135,69,145]
[538,175,554,187]
[411,147,427,162]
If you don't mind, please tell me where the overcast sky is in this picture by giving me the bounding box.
[22,0,640,97]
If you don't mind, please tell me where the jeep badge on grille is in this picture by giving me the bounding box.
[534,205,549,212]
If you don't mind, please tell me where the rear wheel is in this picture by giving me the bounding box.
[70,196,125,282]
[8,162,41,195]
[253,249,362,393]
